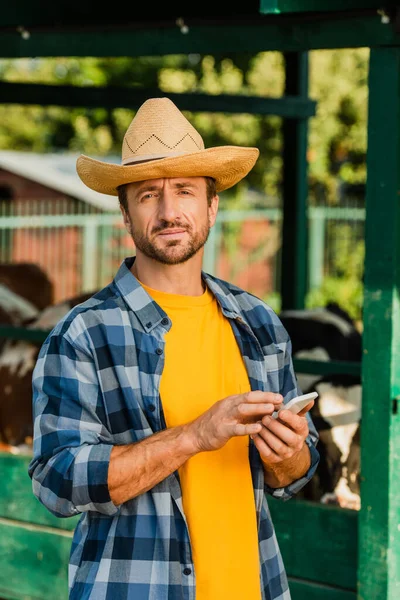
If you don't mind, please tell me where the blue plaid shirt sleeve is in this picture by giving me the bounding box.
[264,337,320,501]
[28,325,119,518]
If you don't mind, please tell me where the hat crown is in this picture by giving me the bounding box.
[122,97,205,165]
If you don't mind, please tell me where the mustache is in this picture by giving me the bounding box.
[152,222,190,234]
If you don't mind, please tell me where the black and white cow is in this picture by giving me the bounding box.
[0,289,96,452]
[0,266,55,451]
[0,262,54,312]
[279,303,362,510]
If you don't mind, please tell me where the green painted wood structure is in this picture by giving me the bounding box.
[0,2,399,599]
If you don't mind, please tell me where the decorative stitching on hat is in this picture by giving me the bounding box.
[124,133,202,155]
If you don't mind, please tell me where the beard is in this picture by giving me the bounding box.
[128,217,211,265]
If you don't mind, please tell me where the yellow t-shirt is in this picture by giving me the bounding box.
[141,281,261,600]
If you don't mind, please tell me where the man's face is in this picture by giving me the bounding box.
[121,177,218,265]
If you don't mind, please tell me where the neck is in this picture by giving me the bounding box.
[131,252,205,296]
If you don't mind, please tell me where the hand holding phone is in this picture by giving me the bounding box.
[272,391,318,418]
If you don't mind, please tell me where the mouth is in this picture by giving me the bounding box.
[157,229,187,238]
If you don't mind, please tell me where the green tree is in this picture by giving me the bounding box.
[0,49,369,319]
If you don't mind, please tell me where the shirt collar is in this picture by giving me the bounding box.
[113,256,245,332]
[201,271,243,320]
[114,257,167,333]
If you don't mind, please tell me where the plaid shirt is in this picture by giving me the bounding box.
[29,257,319,600]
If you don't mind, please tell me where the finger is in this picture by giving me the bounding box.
[234,422,263,436]
[243,391,283,405]
[276,409,310,435]
[260,415,303,448]
[237,402,276,418]
[251,433,281,463]
[257,427,296,458]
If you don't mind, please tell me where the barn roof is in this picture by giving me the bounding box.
[0,150,119,212]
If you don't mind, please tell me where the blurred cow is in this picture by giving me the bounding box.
[0,262,54,311]
[279,303,362,510]
[0,289,96,452]
[0,283,39,324]
[0,264,54,451]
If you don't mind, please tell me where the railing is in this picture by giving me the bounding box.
[0,201,365,303]
[308,205,365,289]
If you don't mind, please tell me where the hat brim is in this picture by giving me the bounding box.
[76,146,260,196]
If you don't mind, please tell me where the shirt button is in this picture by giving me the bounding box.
[148,404,156,412]
[183,568,192,576]
[161,317,169,326]
[156,348,163,355]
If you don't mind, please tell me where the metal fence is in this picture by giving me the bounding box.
[308,206,365,289]
[0,199,365,305]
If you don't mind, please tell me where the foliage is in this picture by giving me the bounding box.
[308,48,369,208]
[306,275,364,323]
[0,54,284,200]
[305,221,365,321]
[0,50,369,320]
[263,291,281,314]
[0,49,369,205]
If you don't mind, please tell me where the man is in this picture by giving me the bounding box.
[29,97,319,600]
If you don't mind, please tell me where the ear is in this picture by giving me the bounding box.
[120,206,132,233]
[208,194,219,228]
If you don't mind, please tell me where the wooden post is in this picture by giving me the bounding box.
[82,220,98,293]
[359,46,400,600]
[281,51,310,310]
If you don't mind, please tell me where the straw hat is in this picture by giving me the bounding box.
[76,97,260,196]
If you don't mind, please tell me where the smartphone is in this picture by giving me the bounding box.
[273,391,318,418]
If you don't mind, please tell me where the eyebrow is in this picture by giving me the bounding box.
[173,181,197,189]
[135,184,160,195]
[134,181,198,197]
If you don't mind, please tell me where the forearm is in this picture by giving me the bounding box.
[262,442,311,489]
[108,423,198,505]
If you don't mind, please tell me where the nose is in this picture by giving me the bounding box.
[157,192,181,223]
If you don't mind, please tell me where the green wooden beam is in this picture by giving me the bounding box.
[0,519,71,600]
[0,13,399,58]
[0,1,395,29]
[359,46,400,600]
[0,4,252,29]
[288,579,356,600]
[293,358,361,376]
[260,1,397,14]
[0,325,50,343]
[0,453,78,530]
[0,82,317,117]
[281,52,309,310]
[269,498,357,590]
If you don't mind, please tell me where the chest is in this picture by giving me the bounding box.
[91,316,285,442]
[160,305,251,425]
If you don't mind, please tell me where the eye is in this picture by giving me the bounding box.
[139,192,156,202]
